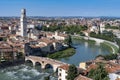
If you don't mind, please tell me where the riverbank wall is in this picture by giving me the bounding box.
[73,35,119,54]
[0,59,25,69]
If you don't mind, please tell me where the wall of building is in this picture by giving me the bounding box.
[58,68,67,80]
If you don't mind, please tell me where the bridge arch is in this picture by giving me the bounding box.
[44,64,59,72]
[25,59,36,67]
[45,63,53,69]
[25,60,33,66]
[35,62,42,66]
[35,62,42,70]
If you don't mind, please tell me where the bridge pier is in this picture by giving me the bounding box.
[32,61,36,67]
[41,64,58,72]
[53,65,59,72]
[41,64,45,69]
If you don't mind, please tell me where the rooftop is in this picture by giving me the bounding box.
[74,75,92,80]
[58,64,69,71]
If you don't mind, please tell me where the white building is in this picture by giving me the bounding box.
[27,24,37,39]
[27,24,35,29]
[58,64,90,80]
[20,9,27,37]
[90,26,98,33]
[58,64,69,80]
[100,23,105,33]
[38,37,63,53]
[53,32,67,40]
[46,32,68,41]
[109,72,120,80]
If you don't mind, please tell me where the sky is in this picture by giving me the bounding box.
[0,0,120,17]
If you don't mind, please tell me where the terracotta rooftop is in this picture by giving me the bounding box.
[0,42,11,48]
[58,64,69,71]
[30,43,46,48]
[39,37,57,44]
[105,63,120,73]
[74,75,92,80]
[87,62,120,73]
[0,42,18,52]
[58,33,67,37]
[46,32,53,36]
[87,63,98,72]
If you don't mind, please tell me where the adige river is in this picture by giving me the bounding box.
[0,39,110,80]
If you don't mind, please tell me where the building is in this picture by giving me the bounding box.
[79,59,120,80]
[74,75,92,80]
[0,41,17,61]
[45,31,68,41]
[24,37,64,56]
[58,64,91,80]
[58,64,69,80]
[109,71,120,80]
[100,23,105,33]
[20,9,27,37]
[90,26,99,33]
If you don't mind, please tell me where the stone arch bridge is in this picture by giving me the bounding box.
[25,56,68,72]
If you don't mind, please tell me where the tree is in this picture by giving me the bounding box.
[88,64,109,80]
[16,52,23,59]
[66,64,78,80]
[44,76,50,80]
[104,54,117,60]
[81,25,88,31]
[98,26,101,34]
[115,38,120,53]
[89,31,116,42]
[0,37,7,41]
[65,35,72,47]
[96,54,117,60]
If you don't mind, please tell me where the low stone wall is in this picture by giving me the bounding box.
[73,35,119,48]
[73,35,119,54]
[0,59,25,69]
[83,36,104,43]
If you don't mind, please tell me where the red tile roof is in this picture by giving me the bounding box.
[74,75,92,80]
[59,64,69,71]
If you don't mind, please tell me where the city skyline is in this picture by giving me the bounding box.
[0,0,120,17]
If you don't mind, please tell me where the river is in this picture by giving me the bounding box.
[59,39,110,66]
[0,39,110,80]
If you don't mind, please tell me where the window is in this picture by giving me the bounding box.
[65,76,67,79]
[59,73,61,76]
[66,71,68,74]
[59,68,62,71]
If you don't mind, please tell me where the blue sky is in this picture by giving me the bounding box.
[0,0,120,16]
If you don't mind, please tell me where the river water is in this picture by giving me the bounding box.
[0,64,57,80]
[0,39,110,80]
[59,39,110,66]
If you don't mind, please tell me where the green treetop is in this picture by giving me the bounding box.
[66,64,78,80]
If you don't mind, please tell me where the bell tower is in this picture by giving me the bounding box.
[20,9,27,37]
